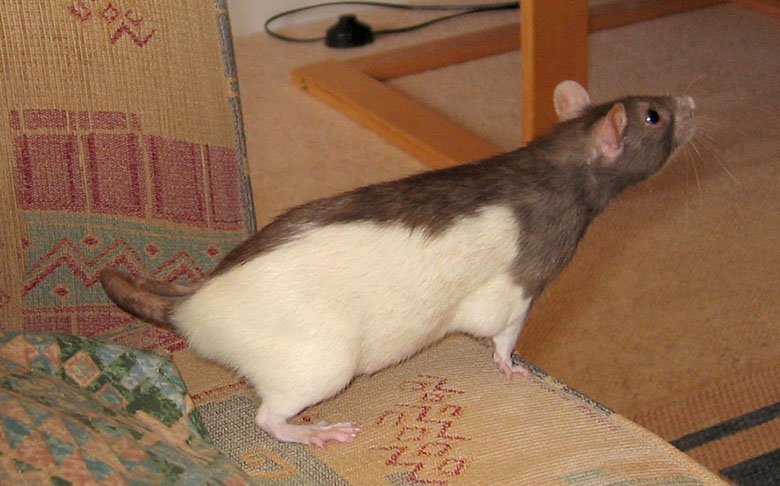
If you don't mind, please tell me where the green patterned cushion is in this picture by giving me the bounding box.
[0,331,255,485]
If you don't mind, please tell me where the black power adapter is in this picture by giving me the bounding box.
[264,1,519,49]
[325,14,374,48]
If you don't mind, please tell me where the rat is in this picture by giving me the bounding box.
[100,80,695,447]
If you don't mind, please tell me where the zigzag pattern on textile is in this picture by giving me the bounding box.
[24,237,206,295]
[19,234,208,349]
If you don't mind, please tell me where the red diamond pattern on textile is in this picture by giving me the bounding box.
[82,234,99,247]
[145,244,160,257]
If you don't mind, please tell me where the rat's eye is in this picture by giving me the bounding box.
[645,109,660,125]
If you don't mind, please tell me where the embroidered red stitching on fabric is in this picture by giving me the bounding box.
[68,1,92,21]
[67,1,156,47]
[437,458,466,476]
[110,23,156,47]
[417,441,451,457]
[375,445,451,485]
[374,375,470,484]
[124,8,144,26]
[100,4,121,23]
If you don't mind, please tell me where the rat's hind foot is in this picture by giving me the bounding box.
[255,408,361,447]
[493,351,532,379]
[306,421,362,448]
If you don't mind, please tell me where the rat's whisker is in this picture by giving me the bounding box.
[692,131,742,186]
[683,74,706,98]
[686,140,704,198]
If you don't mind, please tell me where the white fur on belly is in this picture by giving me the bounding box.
[172,205,529,413]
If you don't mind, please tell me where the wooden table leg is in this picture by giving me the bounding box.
[521,0,589,144]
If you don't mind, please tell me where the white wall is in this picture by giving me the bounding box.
[227,0,410,38]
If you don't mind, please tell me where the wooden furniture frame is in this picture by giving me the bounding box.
[292,0,779,169]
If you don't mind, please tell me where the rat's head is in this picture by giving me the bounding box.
[553,80,695,186]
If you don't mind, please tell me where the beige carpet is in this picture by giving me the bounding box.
[232,1,779,478]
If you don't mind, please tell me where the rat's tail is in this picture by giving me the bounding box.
[99,268,200,326]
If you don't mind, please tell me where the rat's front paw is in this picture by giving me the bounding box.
[493,351,532,379]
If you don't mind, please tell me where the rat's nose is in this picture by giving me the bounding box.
[674,96,696,142]
[677,96,695,111]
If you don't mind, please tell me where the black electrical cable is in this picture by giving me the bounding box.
[264,1,519,44]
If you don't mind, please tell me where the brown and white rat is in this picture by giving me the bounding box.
[100,81,695,447]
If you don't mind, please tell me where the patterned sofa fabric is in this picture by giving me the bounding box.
[0,332,255,485]
[0,2,258,482]
[0,0,254,353]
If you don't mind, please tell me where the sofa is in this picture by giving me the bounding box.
[0,1,728,484]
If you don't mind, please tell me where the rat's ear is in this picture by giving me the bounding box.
[591,102,627,164]
[554,80,591,121]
